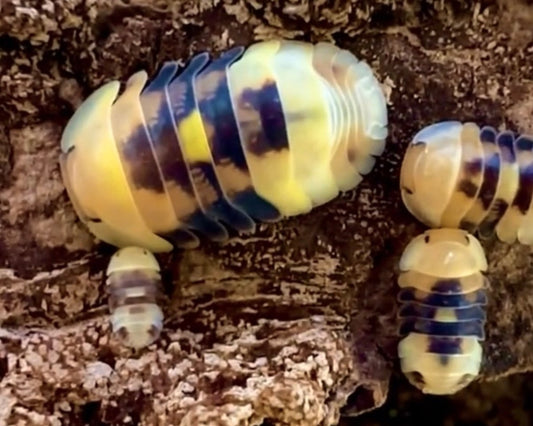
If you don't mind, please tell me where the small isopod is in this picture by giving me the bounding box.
[400,121,533,244]
[397,228,488,395]
[59,39,388,252]
[106,246,164,349]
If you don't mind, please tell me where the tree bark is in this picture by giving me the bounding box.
[1,0,533,425]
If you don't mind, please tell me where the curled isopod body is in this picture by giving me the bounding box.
[397,228,488,395]
[400,121,533,244]
[59,39,388,252]
[106,246,164,349]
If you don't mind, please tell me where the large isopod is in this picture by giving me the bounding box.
[59,39,388,252]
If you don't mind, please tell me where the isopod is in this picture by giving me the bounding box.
[59,39,388,253]
[106,246,164,349]
[397,228,488,395]
[400,120,533,244]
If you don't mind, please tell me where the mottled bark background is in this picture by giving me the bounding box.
[1,0,533,425]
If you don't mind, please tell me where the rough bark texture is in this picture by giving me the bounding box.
[1,0,533,425]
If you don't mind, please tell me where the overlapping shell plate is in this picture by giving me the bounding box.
[397,228,488,395]
[400,121,533,245]
[59,39,388,252]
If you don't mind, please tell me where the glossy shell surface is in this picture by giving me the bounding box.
[60,39,388,252]
[397,228,488,395]
[106,247,163,349]
[400,121,533,244]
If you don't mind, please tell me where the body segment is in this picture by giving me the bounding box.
[400,121,533,244]
[60,40,388,252]
[397,228,488,395]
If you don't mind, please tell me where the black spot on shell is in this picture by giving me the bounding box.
[460,219,477,233]
[402,186,413,195]
[438,354,451,365]
[240,80,289,155]
[123,124,165,193]
[464,158,483,176]
[431,279,462,294]
[459,180,479,198]
[477,152,500,209]
[478,198,509,235]
[512,163,533,214]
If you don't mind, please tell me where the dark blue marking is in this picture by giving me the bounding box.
[438,354,451,366]
[455,305,486,321]
[477,152,501,210]
[165,53,230,242]
[195,46,281,222]
[120,84,165,193]
[240,82,290,155]
[168,51,253,233]
[398,304,486,321]
[197,47,248,170]
[156,228,199,248]
[497,131,516,163]
[427,336,465,355]
[398,288,487,308]
[231,188,281,221]
[431,279,465,294]
[473,125,501,211]
[512,135,533,214]
[464,158,483,176]
[139,60,227,242]
[399,304,436,319]
[476,130,517,236]
[183,209,229,241]
[139,61,201,247]
[479,126,496,144]
[399,318,485,339]
[516,134,533,151]
[191,161,256,232]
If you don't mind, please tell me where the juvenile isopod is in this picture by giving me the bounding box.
[59,39,388,252]
[106,246,164,349]
[400,121,533,244]
[397,228,488,395]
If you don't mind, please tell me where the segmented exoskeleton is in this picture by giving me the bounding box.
[59,39,388,253]
[400,121,533,244]
[106,247,164,349]
[397,228,488,395]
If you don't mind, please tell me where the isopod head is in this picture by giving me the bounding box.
[400,121,465,227]
[399,228,487,278]
[106,247,164,349]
